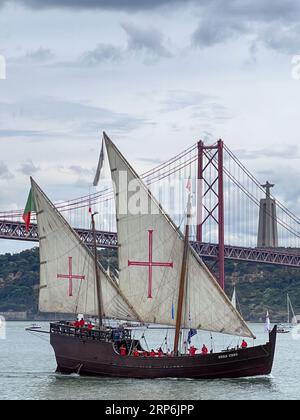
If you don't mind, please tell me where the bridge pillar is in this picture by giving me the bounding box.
[257,181,278,248]
[197,139,225,290]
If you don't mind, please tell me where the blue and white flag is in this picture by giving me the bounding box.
[187,329,197,344]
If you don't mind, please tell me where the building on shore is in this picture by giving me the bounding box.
[0,311,27,321]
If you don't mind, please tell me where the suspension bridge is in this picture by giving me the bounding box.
[1,140,300,288]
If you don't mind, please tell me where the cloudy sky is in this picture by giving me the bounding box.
[1,0,300,253]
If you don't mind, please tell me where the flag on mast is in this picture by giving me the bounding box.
[186,176,192,193]
[171,302,175,320]
[93,135,105,187]
[187,329,197,344]
[23,188,36,232]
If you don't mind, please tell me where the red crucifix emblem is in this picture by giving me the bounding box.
[128,230,173,299]
[57,257,86,297]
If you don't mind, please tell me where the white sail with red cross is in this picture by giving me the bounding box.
[31,178,140,322]
[104,133,255,338]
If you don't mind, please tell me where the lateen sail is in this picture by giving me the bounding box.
[31,177,140,321]
[104,133,255,338]
[288,294,297,326]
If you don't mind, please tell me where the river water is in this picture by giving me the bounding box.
[0,322,299,400]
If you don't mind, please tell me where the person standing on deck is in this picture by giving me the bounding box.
[241,340,248,349]
[120,345,127,356]
[189,345,197,356]
[201,345,208,355]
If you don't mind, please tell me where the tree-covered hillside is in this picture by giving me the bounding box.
[0,247,300,321]
[224,260,300,322]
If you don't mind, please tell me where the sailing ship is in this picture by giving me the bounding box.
[231,286,243,316]
[29,133,277,379]
[278,294,298,334]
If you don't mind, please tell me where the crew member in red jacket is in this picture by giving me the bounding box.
[120,345,127,356]
[150,349,156,357]
[157,348,163,357]
[201,344,208,356]
[78,318,85,328]
[241,340,248,349]
[189,345,197,356]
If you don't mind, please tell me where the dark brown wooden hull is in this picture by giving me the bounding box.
[50,325,277,380]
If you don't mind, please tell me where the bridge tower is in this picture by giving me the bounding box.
[197,139,225,290]
[257,181,278,248]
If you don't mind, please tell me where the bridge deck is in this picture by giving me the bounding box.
[1,220,300,268]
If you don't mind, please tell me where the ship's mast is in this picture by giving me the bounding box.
[173,193,192,355]
[91,212,103,327]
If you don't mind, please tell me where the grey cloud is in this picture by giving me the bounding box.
[161,91,213,112]
[79,44,124,66]
[69,165,94,177]
[19,160,40,175]
[160,91,231,122]
[217,0,300,25]
[193,18,246,47]
[0,161,13,180]
[190,1,300,54]
[76,23,171,67]
[0,129,49,138]
[80,115,149,134]
[3,0,300,57]
[235,146,300,161]
[4,0,299,22]
[138,157,163,165]
[5,0,185,11]
[192,103,232,122]
[122,22,171,60]
[261,24,300,54]
[0,97,149,138]
[25,47,54,62]
[246,41,258,65]
[8,0,300,56]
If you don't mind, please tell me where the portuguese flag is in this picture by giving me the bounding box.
[23,188,36,232]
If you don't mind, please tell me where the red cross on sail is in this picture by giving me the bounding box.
[128,230,173,299]
[57,257,86,297]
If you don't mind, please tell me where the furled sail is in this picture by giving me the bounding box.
[31,178,140,321]
[104,133,255,338]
